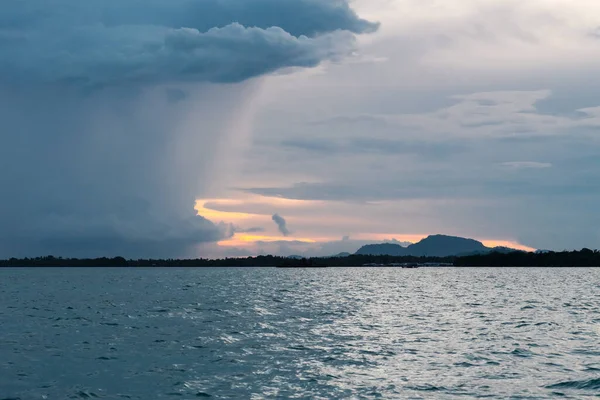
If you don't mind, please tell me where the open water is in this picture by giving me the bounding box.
[1,267,599,399]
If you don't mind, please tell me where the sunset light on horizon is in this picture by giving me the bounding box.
[196,195,537,256]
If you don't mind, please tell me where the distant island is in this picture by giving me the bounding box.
[0,235,598,267]
[355,234,515,257]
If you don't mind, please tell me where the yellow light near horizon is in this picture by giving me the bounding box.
[354,233,429,244]
[218,233,317,247]
[195,195,322,224]
[195,199,258,221]
[481,240,537,252]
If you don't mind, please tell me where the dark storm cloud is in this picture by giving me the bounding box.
[0,85,245,258]
[0,0,375,258]
[0,0,378,87]
[272,214,291,236]
[6,217,229,259]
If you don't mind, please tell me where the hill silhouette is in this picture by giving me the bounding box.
[355,243,409,256]
[355,234,506,257]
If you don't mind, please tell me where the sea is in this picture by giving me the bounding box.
[1,267,599,399]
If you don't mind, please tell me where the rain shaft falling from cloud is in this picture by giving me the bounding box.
[0,0,377,258]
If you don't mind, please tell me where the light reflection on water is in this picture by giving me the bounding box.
[1,267,599,399]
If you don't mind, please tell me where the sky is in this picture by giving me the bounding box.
[2,0,599,258]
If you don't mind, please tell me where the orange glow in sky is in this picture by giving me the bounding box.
[219,233,317,247]
[196,196,537,253]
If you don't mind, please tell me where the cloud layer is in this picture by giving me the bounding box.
[1,0,377,87]
[237,80,600,250]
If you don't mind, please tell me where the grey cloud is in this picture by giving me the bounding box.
[235,226,266,234]
[280,137,467,157]
[280,138,338,153]
[1,0,377,87]
[272,214,290,236]
[309,115,391,128]
[243,169,600,202]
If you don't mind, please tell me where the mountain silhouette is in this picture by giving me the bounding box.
[355,234,514,257]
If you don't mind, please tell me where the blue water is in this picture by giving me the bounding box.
[1,267,599,399]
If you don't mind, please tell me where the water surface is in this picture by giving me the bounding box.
[1,267,599,399]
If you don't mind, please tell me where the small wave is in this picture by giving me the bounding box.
[219,335,238,344]
[454,362,475,368]
[73,391,100,398]
[534,322,556,326]
[511,348,533,358]
[406,384,448,392]
[287,345,310,351]
[253,307,275,316]
[584,364,600,371]
[546,378,600,390]
[571,349,600,356]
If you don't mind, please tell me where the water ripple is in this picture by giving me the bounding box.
[546,378,600,390]
[1,267,599,399]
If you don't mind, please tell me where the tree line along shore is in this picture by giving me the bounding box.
[0,249,599,267]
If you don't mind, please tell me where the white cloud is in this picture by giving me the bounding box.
[310,90,600,139]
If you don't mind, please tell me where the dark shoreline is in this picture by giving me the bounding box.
[1,249,599,268]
